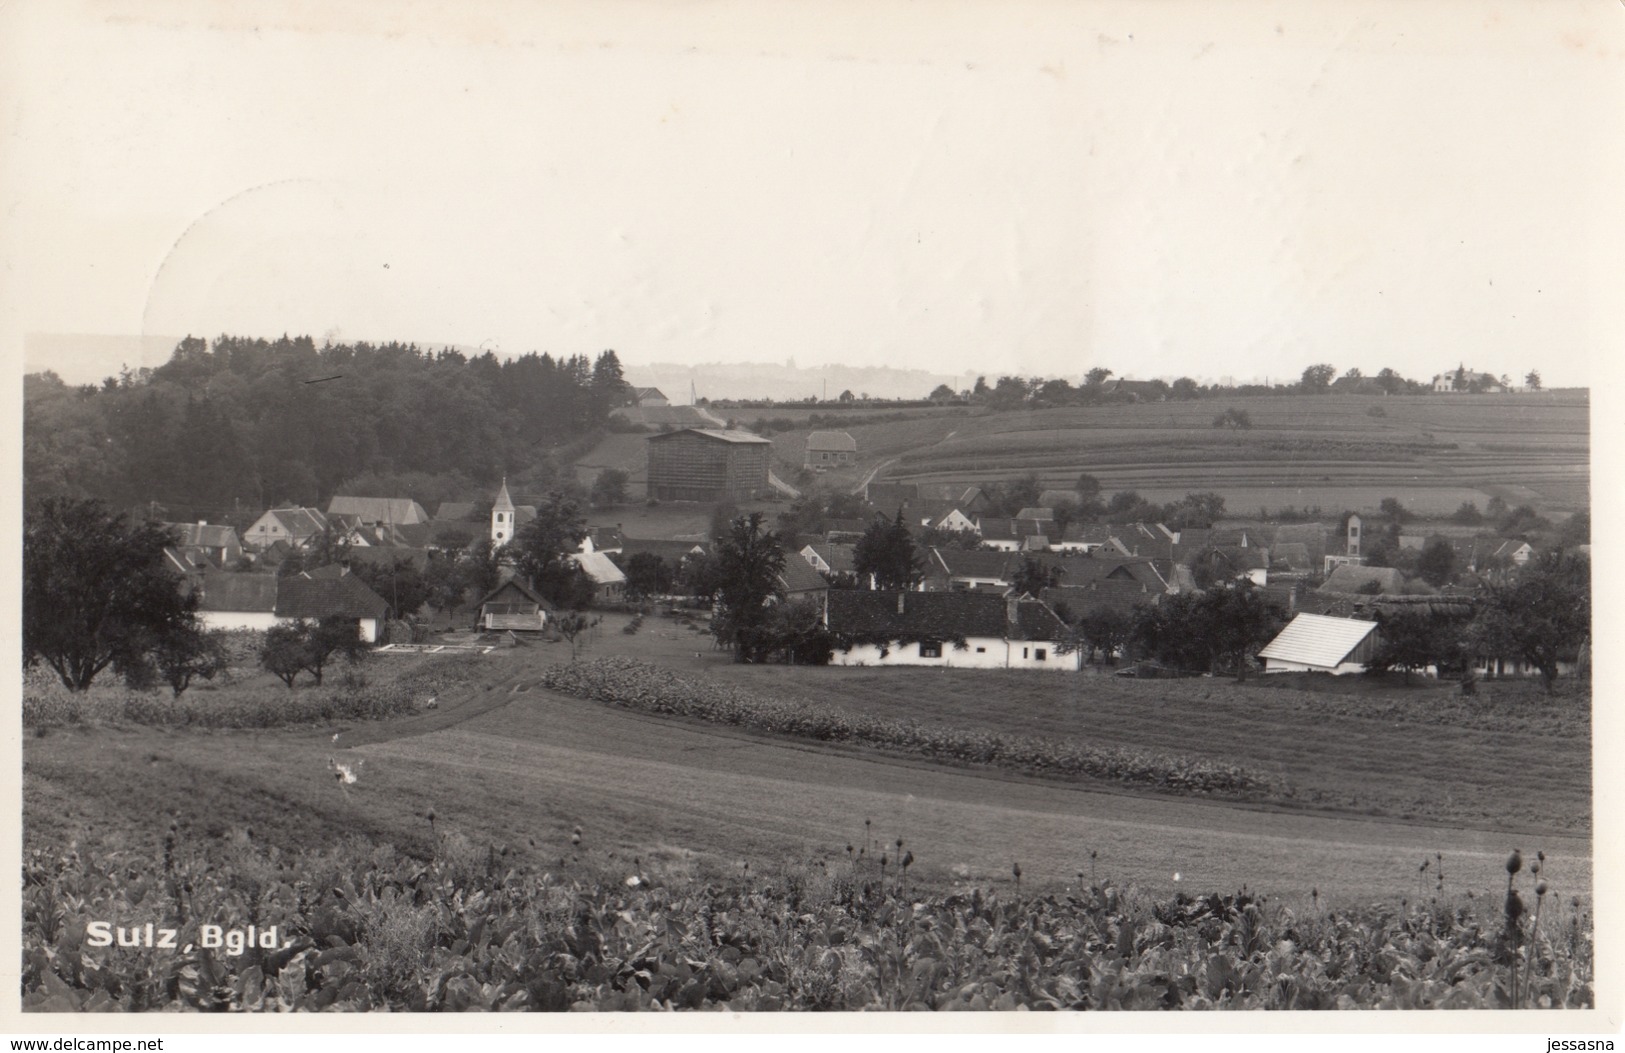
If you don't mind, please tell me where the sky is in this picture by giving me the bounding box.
[3,0,1621,388]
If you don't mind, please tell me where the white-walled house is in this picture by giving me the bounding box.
[825,590,1076,670]
[273,570,392,643]
[194,571,280,632]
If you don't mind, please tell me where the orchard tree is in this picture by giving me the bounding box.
[152,627,229,697]
[1375,367,1406,395]
[623,552,674,599]
[23,498,200,691]
[1525,369,1542,391]
[1416,537,1458,588]
[1472,550,1589,692]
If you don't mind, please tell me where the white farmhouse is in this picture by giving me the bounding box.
[1257,612,1380,675]
[826,590,1076,670]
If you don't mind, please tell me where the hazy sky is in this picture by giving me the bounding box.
[4,0,1620,387]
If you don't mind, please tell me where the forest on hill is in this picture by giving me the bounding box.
[24,335,629,521]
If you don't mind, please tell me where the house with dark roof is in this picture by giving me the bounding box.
[475,578,553,632]
[1318,564,1411,596]
[631,386,670,407]
[274,571,392,642]
[1041,579,1164,625]
[245,506,330,550]
[826,590,1075,669]
[776,553,830,606]
[164,523,243,566]
[800,542,858,577]
[435,501,476,522]
[925,547,1015,591]
[194,571,281,631]
[1099,378,1168,402]
[804,430,857,469]
[976,517,1053,552]
[327,496,430,526]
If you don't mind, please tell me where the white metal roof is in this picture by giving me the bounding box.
[1257,612,1378,669]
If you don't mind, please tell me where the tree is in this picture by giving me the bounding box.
[1525,370,1542,391]
[1450,501,1484,525]
[854,512,923,590]
[423,554,470,624]
[1300,363,1336,393]
[1074,473,1102,500]
[1164,491,1226,530]
[348,557,429,621]
[1416,537,1457,588]
[1212,407,1252,430]
[591,468,629,508]
[553,611,600,660]
[1170,377,1200,400]
[1083,367,1113,390]
[1472,550,1589,692]
[302,617,368,685]
[1342,367,1363,379]
[152,627,229,697]
[988,376,1032,410]
[928,383,958,403]
[261,623,310,689]
[1375,367,1406,395]
[506,491,589,607]
[1011,557,1061,597]
[1199,584,1282,681]
[623,552,673,600]
[1378,496,1410,523]
[758,597,834,665]
[712,512,786,662]
[1076,609,1133,664]
[23,499,199,691]
[1370,606,1472,684]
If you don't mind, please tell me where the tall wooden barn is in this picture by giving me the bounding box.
[646,428,772,502]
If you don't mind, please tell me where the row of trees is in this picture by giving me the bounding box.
[24,335,632,518]
[944,363,1548,411]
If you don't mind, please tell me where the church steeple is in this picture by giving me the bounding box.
[491,477,515,544]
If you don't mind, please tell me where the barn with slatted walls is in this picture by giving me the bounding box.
[646,428,773,503]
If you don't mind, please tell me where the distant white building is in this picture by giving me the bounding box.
[1257,613,1380,675]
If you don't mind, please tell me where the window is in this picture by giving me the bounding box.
[975,646,986,653]
[919,640,942,658]
[1022,647,1029,659]
[1035,648,1048,661]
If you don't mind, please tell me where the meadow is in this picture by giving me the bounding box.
[580,392,1589,516]
[21,606,1594,1011]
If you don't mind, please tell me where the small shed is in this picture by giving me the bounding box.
[1257,613,1380,675]
[476,579,552,632]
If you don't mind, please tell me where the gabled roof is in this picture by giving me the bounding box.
[1042,581,1162,620]
[344,546,432,572]
[1257,613,1378,668]
[633,386,667,401]
[647,427,772,445]
[1038,490,1077,509]
[274,572,390,620]
[475,578,552,612]
[931,547,1014,581]
[827,590,1009,639]
[803,542,858,574]
[571,550,628,586]
[806,430,857,452]
[1318,565,1409,595]
[327,496,430,525]
[1270,542,1313,571]
[196,571,280,613]
[164,523,240,550]
[1007,598,1070,642]
[976,517,1050,540]
[1015,507,1055,521]
[264,506,329,537]
[777,554,829,594]
[435,501,476,521]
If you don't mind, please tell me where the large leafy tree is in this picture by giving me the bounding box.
[712,512,786,662]
[1472,550,1590,691]
[505,491,590,608]
[1300,363,1337,393]
[854,512,923,590]
[1370,606,1473,684]
[24,499,200,691]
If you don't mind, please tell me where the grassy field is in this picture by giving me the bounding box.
[22,605,1592,913]
[570,392,1588,516]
